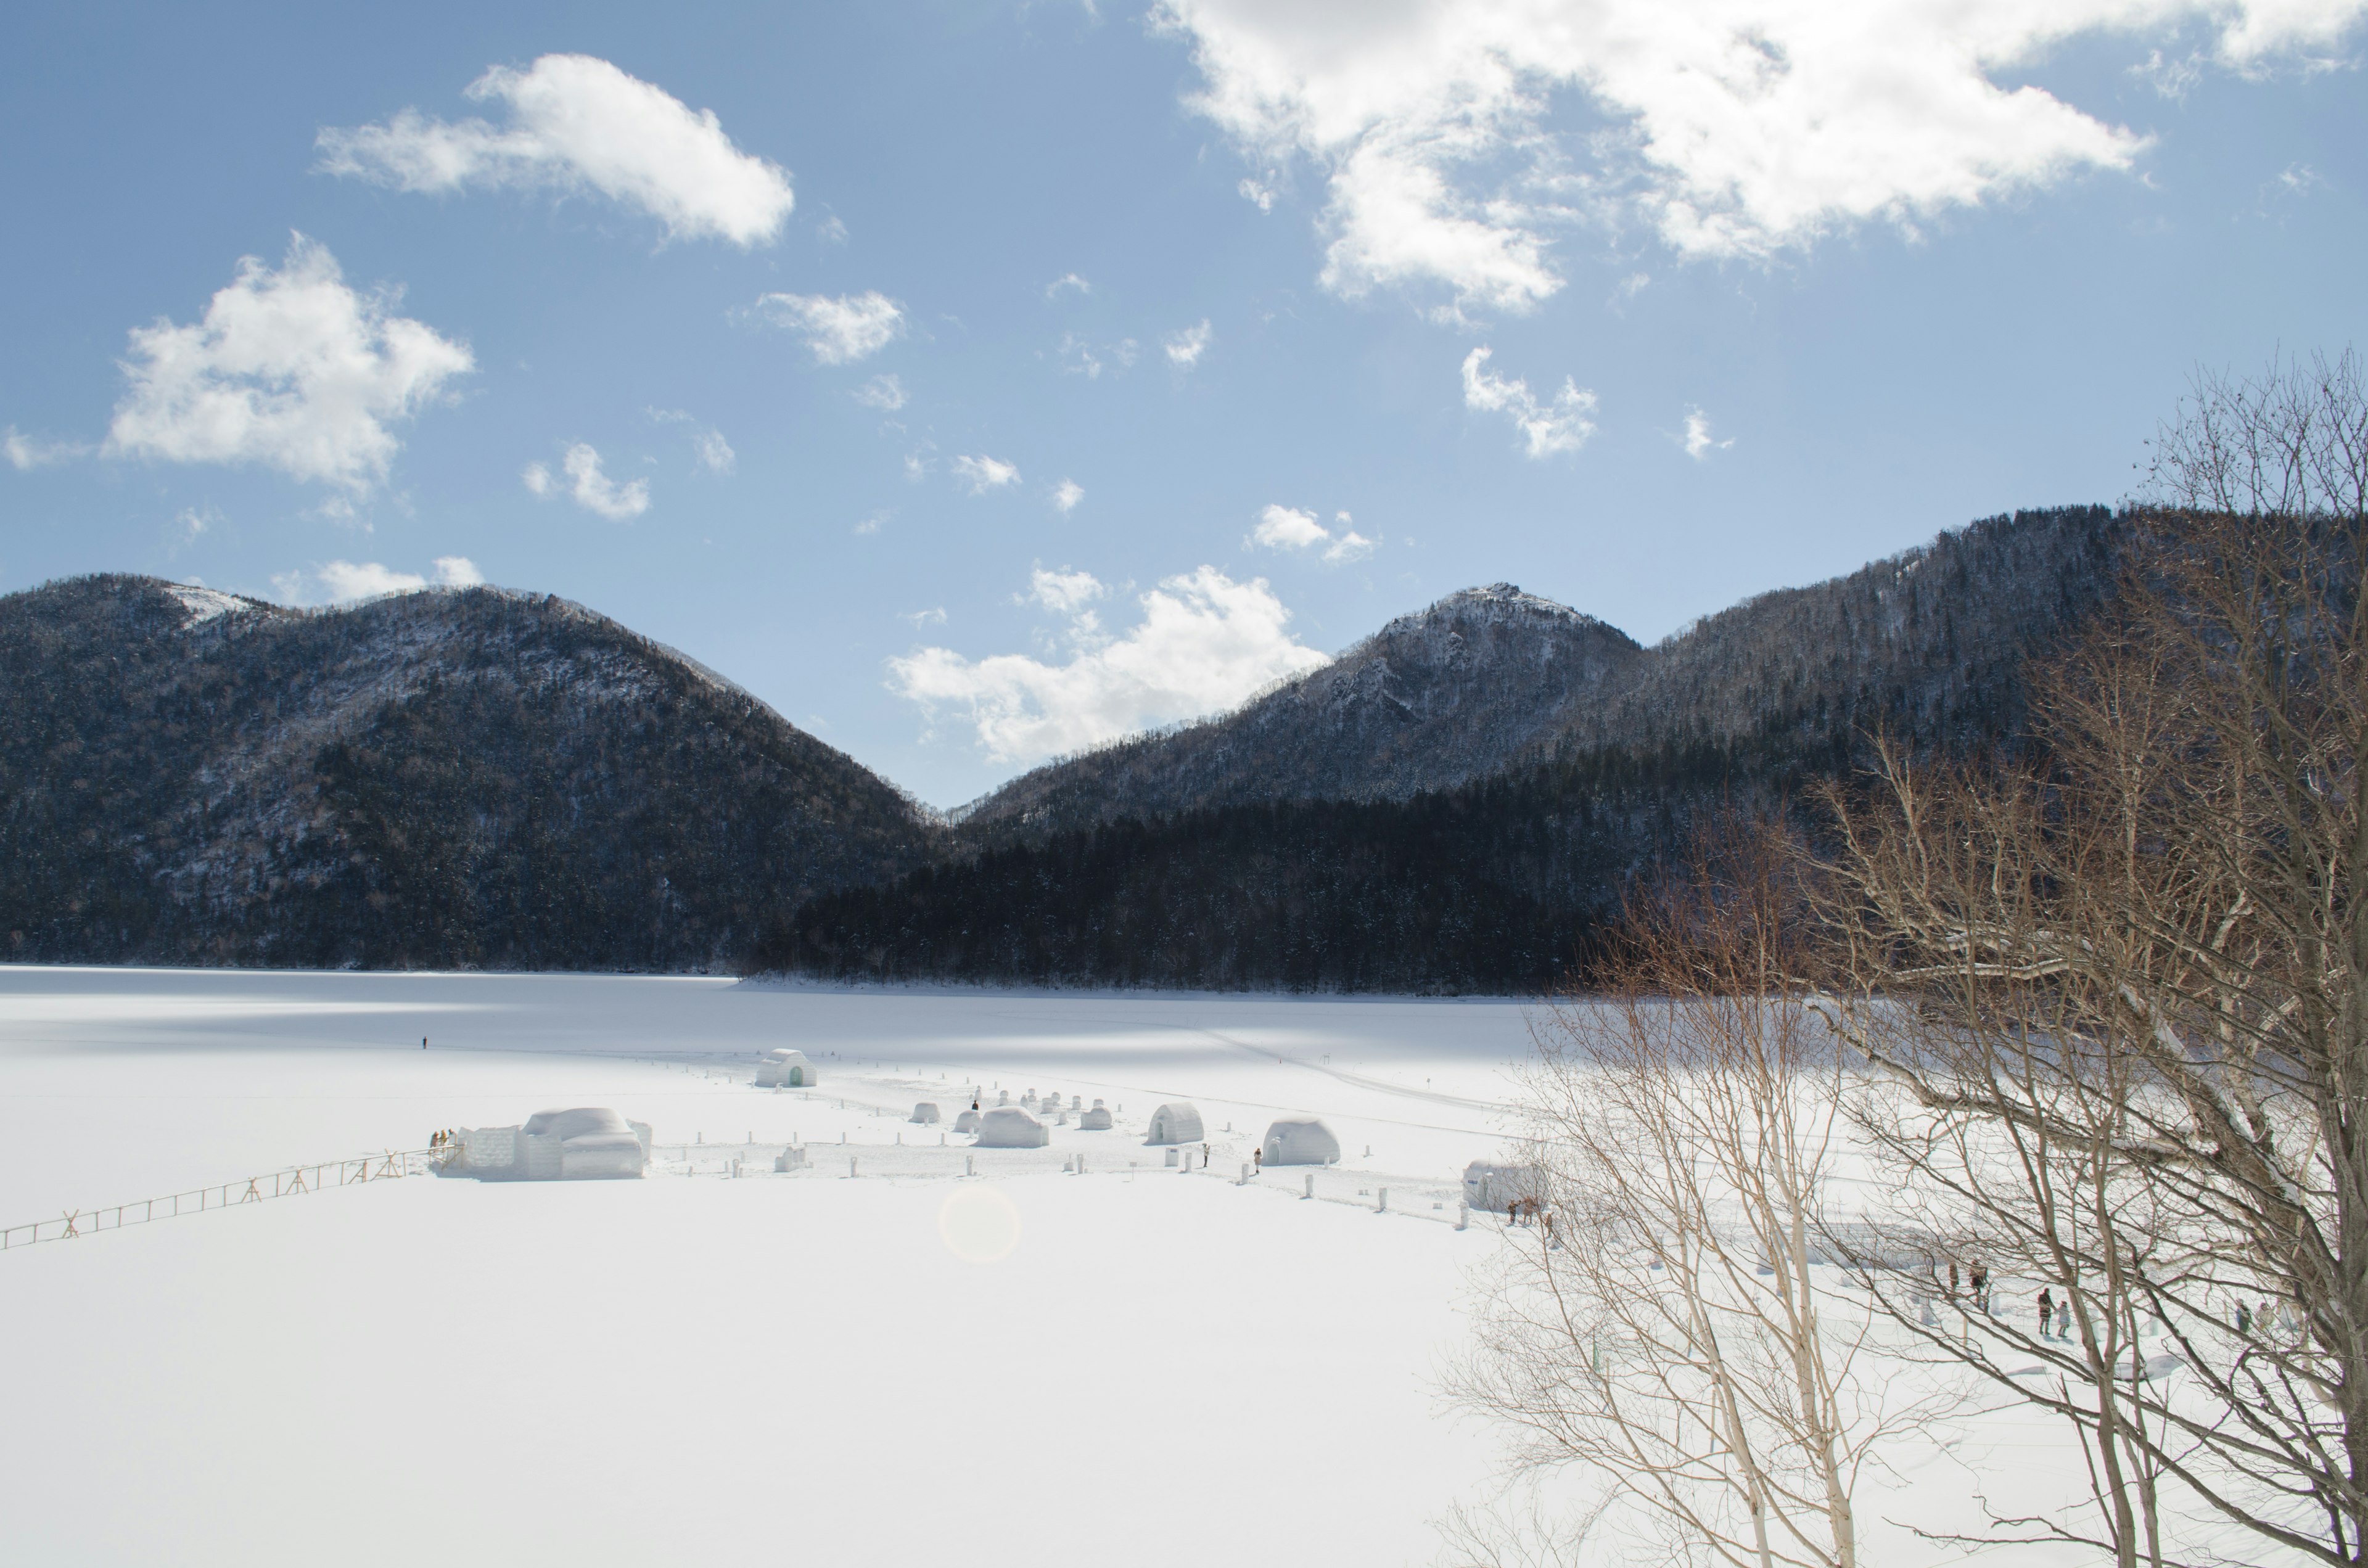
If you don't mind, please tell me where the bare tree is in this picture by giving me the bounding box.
[1809,350,2368,1564]
[1455,827,1923,1568]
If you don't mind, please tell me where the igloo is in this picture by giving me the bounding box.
[1463,1161,1544,1213]
[974,1106,1049,1149]
[754,1048,817,1088]
[445,1107,652,1180]
[1145,1102,1203,1145]
[953,1109,984,1135]
[1079,1099,1112,1131]
[1261,1117,1340,1167]
[910,1102,940,1124]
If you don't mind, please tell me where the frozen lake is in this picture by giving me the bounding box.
[0,967,1534,1567]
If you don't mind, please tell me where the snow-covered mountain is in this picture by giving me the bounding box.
[958,582,1642,840]
[0,575,937,970]
[958,506,2122,848]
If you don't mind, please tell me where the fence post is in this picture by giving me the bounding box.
[1238,1162,1250,1186]
[966,1155,975,1178]
[849,1157,858,1178]
[1457,1201,1469,1231]
[1302,1174,1313,1200]
[1378,1188,1388,1213]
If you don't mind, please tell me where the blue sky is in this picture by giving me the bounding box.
[4,1,2365,807]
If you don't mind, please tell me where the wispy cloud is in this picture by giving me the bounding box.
[316,54,794,246]
[2,426,91,470]
[854,373,908,411]
[271,554,482,605]
[952,453,1021,494]
[105,235,472,493]
[888,565,1328,764]
[1681,406,1733,461]
[1462,347,1595,458]
[1045,272,1092,298]
[1051,478,1085,513]
[524,442,649,519]
[1165,319,1213,369]
[1249,503,1375,564]
[753,290,906,364]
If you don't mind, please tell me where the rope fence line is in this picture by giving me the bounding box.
[1,1148,438,1252]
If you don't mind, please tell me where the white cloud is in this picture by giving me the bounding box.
[817,215,849,244]
[1058,332,1106,379]
[1252,503,1329,550]
[1165,319,1213,369]
[1025,566,1109,616]
[105,236,471,493]
[693,429,735,475]
[316,54,794,247]
[271,554,482,605]
[902,605,948,626]
[1157,0,2368,310]
[1238,176,1277,211]
[754,291,906,364]
[1462,346,1595,458]
[888,565,1330,763]
[4,427,90,469]
[1045,273,1092,298]
[1681,406,1733,461]
[855,514,884,535]
[525,443,649,518]
[1051,478,1085,513]
[953,453,1021,494]
[1250,502,1375,564]
[854,373,908,411]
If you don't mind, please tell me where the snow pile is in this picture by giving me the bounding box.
[1080,1099,1112,1130]
[447,1107,649,1180]
[974,1106,1049,1149]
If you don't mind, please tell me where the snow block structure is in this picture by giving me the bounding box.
[952,1109,983,1135]
[1462,1160,1544,1213]
[1468,1165,1544,1212]
[1145,1102,1202,1145]
[446,1107,651,1180]
[974,1106,1048,1148]
[755,1049,817,1088]
[910,1102,939,1124]
[1079,1099,1112,1130]
[1261,1117,1340,1167]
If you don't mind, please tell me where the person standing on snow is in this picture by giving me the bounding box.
[2037,1287,2056,1340]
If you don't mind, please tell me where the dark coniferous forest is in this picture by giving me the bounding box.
[2,506,2124,989]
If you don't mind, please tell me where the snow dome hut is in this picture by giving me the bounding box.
[1145,1102,1204,1145]
[448,1107,652,1181]
[1463,1160,1545,1213]
[974,1106,1050,1149]
[953,1109,984,1135]
[1261,1117,1341,1167]
[1079,1099,1112,1131]
[755,1049,817,1088]
[910,1102,940,1124]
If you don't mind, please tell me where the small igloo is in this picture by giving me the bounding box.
[1463,1161,1544,1213]
[1079,1099,1112,1131]
[1261,1117,1341,1167]
[911,1102,940,1125]
[974,1106,1049,1149]
[953,1109,983,1135]
[1145,1102,1203,1145]
[754,1048,817,1089]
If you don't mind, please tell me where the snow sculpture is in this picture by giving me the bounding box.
[1261,1117,1341,1167]
[1145,1102,1203,1145]
[446,1107,651,1180]
[953,1109,983,1135]
[755,1048,817,1088]
[1462,1160,1544,1214]
[973,1106,1049,1149]
[1079,1099,1112,1130]
[910,1102,940,1124]
[997,1090,1010,1106]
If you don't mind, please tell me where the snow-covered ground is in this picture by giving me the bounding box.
[0,967,2300,1566]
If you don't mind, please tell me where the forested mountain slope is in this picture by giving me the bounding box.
[758,507,2128,991]
[0,576,937,969]
[958,583,1642,844]
[958,507,2120,847]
